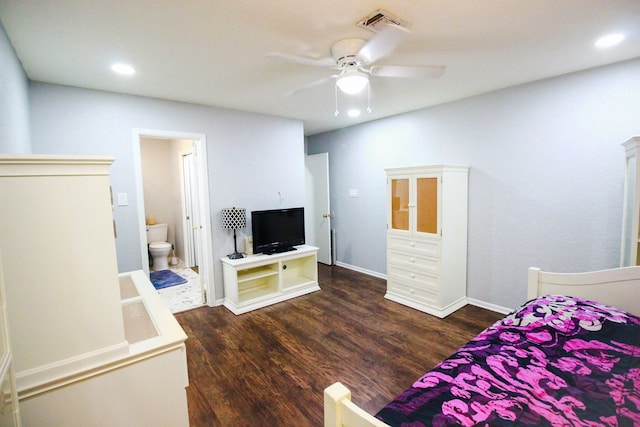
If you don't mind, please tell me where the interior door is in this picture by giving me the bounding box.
[305,153,332,265]
[182,151,200,267]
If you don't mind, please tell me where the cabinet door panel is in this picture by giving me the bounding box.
[416,177,438,234]
[390,178,410,231]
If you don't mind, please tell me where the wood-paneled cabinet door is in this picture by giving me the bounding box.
[389,176,411,233]
[415,175,440,236]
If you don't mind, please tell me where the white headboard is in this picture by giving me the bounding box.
[528,266,640,317]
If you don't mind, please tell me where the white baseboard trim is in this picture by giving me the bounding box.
[208,298,225,307]
[467,297,513,315]
[334,261,387,280]
[333,262,514,315]
[385,293,468,318]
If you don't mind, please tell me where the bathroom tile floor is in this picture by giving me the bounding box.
[156,260,204,313]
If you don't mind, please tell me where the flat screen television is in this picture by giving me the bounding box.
[251,207,305,254]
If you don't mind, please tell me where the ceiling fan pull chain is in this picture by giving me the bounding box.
[334,84,340,117]
[366,84,372,113]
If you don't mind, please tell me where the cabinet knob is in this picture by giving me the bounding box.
[410,288,415,294]
[410,273,415,278]
[410,242,415,247]
[410,258,415,263]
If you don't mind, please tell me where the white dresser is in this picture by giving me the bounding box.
[385,165,469,318]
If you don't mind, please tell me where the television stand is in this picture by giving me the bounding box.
[221,245,319,314]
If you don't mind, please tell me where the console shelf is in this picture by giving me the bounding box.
[221,245,319,314]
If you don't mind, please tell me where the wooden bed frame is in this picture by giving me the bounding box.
[324,265,640,427]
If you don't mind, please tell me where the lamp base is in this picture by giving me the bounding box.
[228,252,245,260]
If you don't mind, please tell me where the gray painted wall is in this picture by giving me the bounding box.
[0,21,31,153]
[29,82,306,300]
[308,58,640,310]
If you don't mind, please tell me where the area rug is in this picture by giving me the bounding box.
[150,269,187,290]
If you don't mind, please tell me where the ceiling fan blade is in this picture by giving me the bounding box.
[283,76,336,96]
[265,52,335,68]
[369,65,446,79]
[357,24,411,64]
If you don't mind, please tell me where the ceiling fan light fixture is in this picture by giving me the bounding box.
[336,70,369,94]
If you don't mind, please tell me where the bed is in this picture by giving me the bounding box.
[324,266,640,427]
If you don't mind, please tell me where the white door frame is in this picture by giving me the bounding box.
[132,128,216,305]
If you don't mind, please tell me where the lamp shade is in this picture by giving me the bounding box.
[336,70,369,94]
[221,207,246,230]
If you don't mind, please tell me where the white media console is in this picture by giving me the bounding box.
[221,245,320,314]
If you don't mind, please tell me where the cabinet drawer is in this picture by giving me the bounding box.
[387,263,440,291]
[388,236,440,258]
[387,280,439,306]
[387,250,439,275]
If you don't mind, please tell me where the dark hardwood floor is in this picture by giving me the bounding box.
[175,264,504,426]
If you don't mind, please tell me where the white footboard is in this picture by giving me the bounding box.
[324,382,390,427]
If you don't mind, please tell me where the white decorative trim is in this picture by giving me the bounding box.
[0,155,114,177]
[466,297,513,315]
[334,261,387,280]
[18,343,187,400]
[223,285,320,315]
[333,261,514,316]
[384,292,468,318]
[0,351,12,382]
[16,341,130,397]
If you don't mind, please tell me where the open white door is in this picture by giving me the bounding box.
[181,150,200,268]
[305,153,332,265]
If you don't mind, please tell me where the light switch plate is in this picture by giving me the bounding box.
[117,193,128,206]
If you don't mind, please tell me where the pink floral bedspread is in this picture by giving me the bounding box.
[375,295,640,426]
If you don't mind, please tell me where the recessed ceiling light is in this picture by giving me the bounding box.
[347,109,361,118]
[595,33,625,48]
[111,63,136,75]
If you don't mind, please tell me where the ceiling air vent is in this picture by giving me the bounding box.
[357,10,408,33]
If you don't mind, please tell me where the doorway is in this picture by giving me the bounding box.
[132,129,215,312]
[305,153,332,265]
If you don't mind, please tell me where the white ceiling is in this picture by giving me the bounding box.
[1,1,639,135]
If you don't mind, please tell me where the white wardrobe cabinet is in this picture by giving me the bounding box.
[385,165,469,318]
[0,155,189,427]
[621,137,640,266]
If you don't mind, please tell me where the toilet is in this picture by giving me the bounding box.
[146,223,172,271]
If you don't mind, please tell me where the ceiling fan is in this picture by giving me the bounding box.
[265,24,445,97]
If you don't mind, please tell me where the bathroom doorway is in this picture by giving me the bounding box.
[133,129,214,313]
